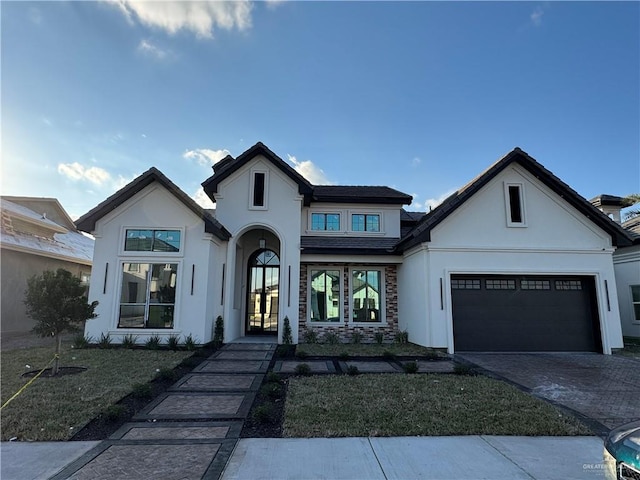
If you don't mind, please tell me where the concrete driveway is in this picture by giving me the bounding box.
[458,353,640,435]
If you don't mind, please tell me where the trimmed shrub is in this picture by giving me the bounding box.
[121,334,138,349]
[213,316,224,347]
[351,331,363,344]
[346,365,360,376]
[322,331,340,345]
[282,316,293,345]
[97,333,112,349]
[72,334,91,349]
[167,335,180,351]
[394,330,409,344]
[303,328,318,344]
[145,335,161,350]
[403,361,419,374]
[294,363,312,376]
[184,334,197,351]
[374,332,384,345]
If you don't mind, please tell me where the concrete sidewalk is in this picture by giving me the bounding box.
[0,441,100,480]
[1,435,606,480]
[222,436,606,480]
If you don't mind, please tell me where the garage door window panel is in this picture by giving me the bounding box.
[521,279,550,290]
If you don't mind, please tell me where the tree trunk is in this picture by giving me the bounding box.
[52,334,62,376]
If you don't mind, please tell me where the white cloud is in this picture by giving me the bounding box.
[265,0,285,10]
[28,7,43,25]
[184,148,231,166]
[137,39,171,60]
[114,173,140,190]
[108,1,253,38]
[58,163,112,186]
[530,6,545,27]
[287,155,332,185]
[411,157,421,167]
[193,189,216,209]
[409,189,457,212]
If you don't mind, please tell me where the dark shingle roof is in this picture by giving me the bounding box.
[300,236,400,255]
[76,167,231,241]
[396,148,634,251]
[202,142,313,203]
[622,217,640,242]
[202,142,412,206]
[312,186,412,205]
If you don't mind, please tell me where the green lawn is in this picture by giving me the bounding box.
[1,343,191,441]
[296,343,446,357]
[283,374,592,437]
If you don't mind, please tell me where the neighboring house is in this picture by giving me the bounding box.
[1,197,94,335]
[593,195,640,339]
[76,143,633,353]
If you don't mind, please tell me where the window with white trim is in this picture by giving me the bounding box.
[631,285,640,322]
[249,170,269,209]
[311,213,341,231]
[504,183,526,227]
[118,263,178,328]
[351,269,384,323]
[309,269,341,322]
[351,214,380,232]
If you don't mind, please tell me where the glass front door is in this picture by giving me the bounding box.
[246,249,279,334]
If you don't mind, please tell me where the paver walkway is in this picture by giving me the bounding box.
[459,352,640,434]
[51,343,276,480]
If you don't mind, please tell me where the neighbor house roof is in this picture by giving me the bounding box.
[202,142,412,206]
[75,167,231,241]
[202,142,314,203]
[622,216,640,243]
[312,186,412,205]
[300,236,399,255]
[1,196,78,231]
[397,148,634,251]
[1,199,93,265]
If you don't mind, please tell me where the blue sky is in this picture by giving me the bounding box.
[2,1,639,220]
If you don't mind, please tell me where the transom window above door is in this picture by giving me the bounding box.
[351,214,380,232]
[125,229,181,252]
[311,213,341,231]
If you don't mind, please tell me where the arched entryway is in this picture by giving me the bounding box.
[246,248,279,335]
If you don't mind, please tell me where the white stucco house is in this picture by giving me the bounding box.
[76,143,634,353]
[591,195,640,339]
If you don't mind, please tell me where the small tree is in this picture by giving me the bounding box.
[24,268,98,376]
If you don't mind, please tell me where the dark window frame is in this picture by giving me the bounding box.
[253,172,265,207]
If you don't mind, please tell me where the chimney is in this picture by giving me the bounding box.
[589,194,631,224]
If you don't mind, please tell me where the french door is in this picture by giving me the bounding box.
[246,249,279,334]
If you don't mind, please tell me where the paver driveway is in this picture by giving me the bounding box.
[458,353,640,434]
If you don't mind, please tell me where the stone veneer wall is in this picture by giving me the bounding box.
[298,263,399,343]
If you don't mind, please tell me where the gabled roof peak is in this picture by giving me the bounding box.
[76,167,230,240]
[396,148,633,251]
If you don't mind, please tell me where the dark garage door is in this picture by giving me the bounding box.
[451,275,602,352]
